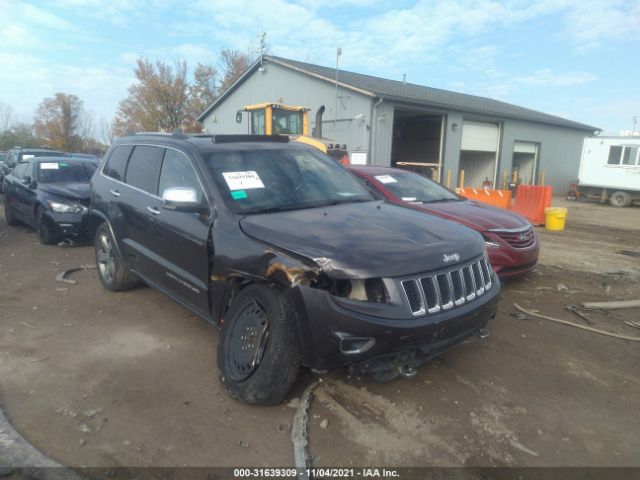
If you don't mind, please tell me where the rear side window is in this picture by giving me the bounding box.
[125,145,164,195]
[103,145,132,181]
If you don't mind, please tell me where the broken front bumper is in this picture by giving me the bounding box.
[44,210,90,239]
[291,278,499,373]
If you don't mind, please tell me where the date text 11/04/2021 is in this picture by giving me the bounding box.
[233,468,400,478]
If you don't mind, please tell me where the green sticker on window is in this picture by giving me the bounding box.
[231,190,248,200]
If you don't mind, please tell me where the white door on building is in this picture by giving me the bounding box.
[460,121,500,188]
[512,141,539,185]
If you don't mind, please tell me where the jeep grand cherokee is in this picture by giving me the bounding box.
[90,133,499,405]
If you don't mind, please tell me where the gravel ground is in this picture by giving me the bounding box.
[0,196,639,469]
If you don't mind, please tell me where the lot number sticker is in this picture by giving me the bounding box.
[40,163,60,169]
[375,174,397,184]
[222,171,265,190]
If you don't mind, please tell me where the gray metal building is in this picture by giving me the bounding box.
[199,55,599,193]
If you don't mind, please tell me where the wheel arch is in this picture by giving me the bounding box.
[90,211,125,259]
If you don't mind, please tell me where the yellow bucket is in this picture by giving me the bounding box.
[544,207,567,231]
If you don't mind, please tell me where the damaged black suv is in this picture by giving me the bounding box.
[90,133,499,404]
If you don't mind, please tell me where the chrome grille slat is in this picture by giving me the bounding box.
[436,274,454,310]
[420,277,441,313]
[472,262,485,295]
[401,279,425,316]
[480,258,492,289]
[401,257,493,317]
[462,266,476,301]
[450,270,466,306]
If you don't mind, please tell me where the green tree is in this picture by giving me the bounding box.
[0,122,45,150]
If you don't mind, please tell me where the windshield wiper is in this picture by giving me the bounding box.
[421,197,460,204]
[242,204,314,215]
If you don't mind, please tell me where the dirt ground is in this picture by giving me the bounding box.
[0,197,639,469]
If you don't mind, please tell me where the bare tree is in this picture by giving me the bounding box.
[113,58,189,135]
[33,93,93,152]
[218,49,254,94]
[184,62,218,132]
[99,117,115,145]
[0,102,14,133]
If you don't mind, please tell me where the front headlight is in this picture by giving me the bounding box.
[48,201,87,214]
[312,275,389,303]
[482,233,501,249]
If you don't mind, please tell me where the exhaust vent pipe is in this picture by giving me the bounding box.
[313,105,325,138]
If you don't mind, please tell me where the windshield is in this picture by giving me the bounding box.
[22,151,67,160]
[36,161,96,183]
[206,148,374,213]
[272,109,303,135]
[374,172,460,203]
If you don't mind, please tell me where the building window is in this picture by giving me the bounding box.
[607,145,623,165]
[622,146,638,166]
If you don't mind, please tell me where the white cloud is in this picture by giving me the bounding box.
[564,0,640,51]
[515,69,598,87]
[0,51,132,122]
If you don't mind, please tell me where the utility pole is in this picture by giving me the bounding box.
[335,47,342,128]
[633,114,638,134]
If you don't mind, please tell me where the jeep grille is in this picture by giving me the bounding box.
[401,257,493,316]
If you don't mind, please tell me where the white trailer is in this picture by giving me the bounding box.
[572,136,640,207]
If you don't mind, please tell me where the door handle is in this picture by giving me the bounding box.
[146,206,161,215]
[109,189,121,197]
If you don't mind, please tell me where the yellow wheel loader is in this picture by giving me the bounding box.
[237,103,349,164]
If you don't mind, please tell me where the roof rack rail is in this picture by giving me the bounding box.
[132,131,189,139]
[211,134,289,144]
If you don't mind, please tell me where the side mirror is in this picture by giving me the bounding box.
[236,111,243,123]
[162,187,203,212]
[22,176,34,187]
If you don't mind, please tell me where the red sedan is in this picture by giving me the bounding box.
[349,166,539,278]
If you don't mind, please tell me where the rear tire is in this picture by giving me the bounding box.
[218,284,300,405]
[4,198,19,226]
[36,208,57,244]
[94,223,138,291]
[609,191,631,208]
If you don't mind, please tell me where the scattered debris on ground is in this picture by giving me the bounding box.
[55,264,97,285]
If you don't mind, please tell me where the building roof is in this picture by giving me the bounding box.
[199,55,599,132]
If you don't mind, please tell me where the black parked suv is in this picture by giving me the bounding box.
[3,157,96,243]
[90,133,499,404]
[1,148,69,193]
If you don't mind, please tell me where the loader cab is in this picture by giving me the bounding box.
[239,103,310,136]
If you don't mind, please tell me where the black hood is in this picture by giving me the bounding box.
[240,201,484,278]
[39,183,90,201]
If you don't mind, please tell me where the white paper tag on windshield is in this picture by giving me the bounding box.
[222,171,265,190]
[375,174,397,184]
[40,163,59,169]
[22,155,35,160]
[402,197,418,202]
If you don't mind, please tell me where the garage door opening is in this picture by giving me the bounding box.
[459,120,500,188]
[391,110,444,182]
[512,141,539,185]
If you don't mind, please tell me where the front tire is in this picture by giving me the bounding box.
[218,284,300,405]
[609,191,632,208]
[36,208,57,244]
[94,223,138,291]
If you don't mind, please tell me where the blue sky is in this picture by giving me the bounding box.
[1,0,638,134]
